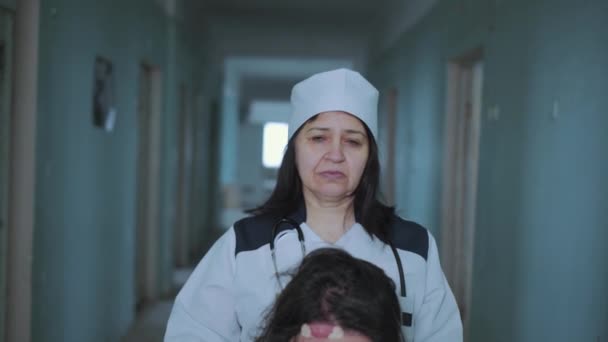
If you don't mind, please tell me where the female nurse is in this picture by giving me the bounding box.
[164,68,463,342]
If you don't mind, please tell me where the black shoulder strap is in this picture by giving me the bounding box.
[389,215,429,261]
[234,203,307,256]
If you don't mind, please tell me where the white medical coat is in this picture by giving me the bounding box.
[165,214,462,342]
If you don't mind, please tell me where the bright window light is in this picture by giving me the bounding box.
[263,122,288,168]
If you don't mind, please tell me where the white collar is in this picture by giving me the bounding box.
[300,222,376,257]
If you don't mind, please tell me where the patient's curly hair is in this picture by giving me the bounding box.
[255,248,403,342]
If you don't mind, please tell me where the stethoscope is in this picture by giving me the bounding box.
[270,218,412,328]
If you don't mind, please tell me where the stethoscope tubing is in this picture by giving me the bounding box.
[270,218,306,289]
[270,218,406,298]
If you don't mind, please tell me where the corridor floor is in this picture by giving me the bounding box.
[122,268,193,342]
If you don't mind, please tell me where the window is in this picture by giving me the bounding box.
[262,122,288,168]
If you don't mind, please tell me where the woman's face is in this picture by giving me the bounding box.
[294,111,369,202]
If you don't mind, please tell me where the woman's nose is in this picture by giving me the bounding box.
[325,141,345,162]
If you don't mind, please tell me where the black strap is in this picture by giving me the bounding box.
[390,243,413,327]
[401,312,412,327]
[389,243,406,297]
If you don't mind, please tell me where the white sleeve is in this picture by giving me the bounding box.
[164,228,240,342]
[414,232,463,342]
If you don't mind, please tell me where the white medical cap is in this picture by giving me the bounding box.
[288,68,379,141]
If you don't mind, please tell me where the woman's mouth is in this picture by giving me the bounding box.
[319,171,346,180]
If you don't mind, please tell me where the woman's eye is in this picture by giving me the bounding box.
[346,139,362,146]
[310,136,325,142]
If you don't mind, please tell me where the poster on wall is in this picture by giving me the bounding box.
[92,56,116,132]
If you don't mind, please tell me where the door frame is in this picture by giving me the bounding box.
[440,47,484,340]
[173,84,193,267]
[0,6,15,341]
[134,62,162,311]
[7,1,39,342]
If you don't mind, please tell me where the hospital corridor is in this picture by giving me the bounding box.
[0,0,607,341]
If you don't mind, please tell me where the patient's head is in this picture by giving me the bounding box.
[256,248,403,342]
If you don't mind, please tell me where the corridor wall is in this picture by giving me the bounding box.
[368,0,608,341]
[32,1,210,341]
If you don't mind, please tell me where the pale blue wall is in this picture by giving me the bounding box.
[369,17,445,235]
[220,67,240,186]
[369,0,608,341]
[238,122,265,209]
[32,1,209,341]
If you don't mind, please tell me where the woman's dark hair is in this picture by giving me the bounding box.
[255,248,403,342]
[246,115,395,242]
